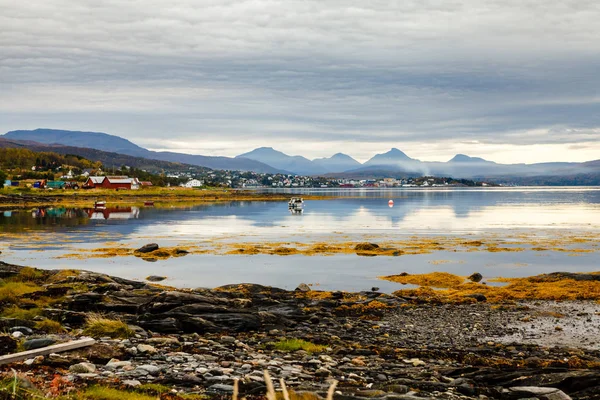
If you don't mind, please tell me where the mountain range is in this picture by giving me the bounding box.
[3,129,600,182]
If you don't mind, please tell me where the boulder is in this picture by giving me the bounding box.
[146,275,167,282]
[354,243,379,251]
[468,272,483,282]
[23,337,57,350]
[295,283,311,292]
[135,243,159,253]
[507,386,572,400]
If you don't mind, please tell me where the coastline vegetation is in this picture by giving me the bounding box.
[382,271,600,303]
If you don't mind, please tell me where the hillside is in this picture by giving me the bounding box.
[4,129,281,173]
[0,137,208,174]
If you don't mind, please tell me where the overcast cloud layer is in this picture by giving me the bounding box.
[1,0,599,163]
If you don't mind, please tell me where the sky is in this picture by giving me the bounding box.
[1,0,599,164]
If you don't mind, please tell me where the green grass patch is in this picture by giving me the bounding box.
[82,314,133,339]
[1,305,42,320]
[71,386,158,400]
[273,338,326,353]
[34,318,65,333]
[0,282,43,304]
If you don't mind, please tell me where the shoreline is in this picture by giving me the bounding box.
[0,261,599,399]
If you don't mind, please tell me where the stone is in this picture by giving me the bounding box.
[106,360,132,369]
[468,272,483,282]
[354,243,379,251]
[9,326,34,335]
[386,385,409,394]
[11,332,23,339]
[69,362,97,374]
[135,243,159,253]
[122,380,142,387]
[23,337,56,350]
[295,283,311,292]
[146,275,167,282]
[220,335,236,344]
[207,384,235,393]
[136,344,157,354]
[508,386,572,400]
[465,293,487,302]
[137,364,161,375]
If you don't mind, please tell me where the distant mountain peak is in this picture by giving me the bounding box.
[364,148,414,165]
[448,154,493,163]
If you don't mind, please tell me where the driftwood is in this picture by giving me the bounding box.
[0,338,96,365]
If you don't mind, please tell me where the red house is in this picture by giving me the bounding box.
[84,176,139,190]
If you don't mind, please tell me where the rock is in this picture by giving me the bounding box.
[220,335,236,344]
[136,344,157,354]
[106,360,132,369]
[295,283,311,292]
[9,326,34,335]
[137,364,161,375]
[11,332,23,339]
[135,243,159,253]
[69,362,97,374]
[468,272,483,282]
[122,380,142,388]
[386,385,409,394]
[465,293,487,302]
[207,384,235,393]
[354,243,379,251]
[508,386,572,400]
[371,287,380,292]
[146,275,167,282]
[23,337,56,350]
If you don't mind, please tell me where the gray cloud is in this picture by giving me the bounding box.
[1,0,599,162]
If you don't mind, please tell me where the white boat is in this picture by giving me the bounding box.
[288,197,304,209]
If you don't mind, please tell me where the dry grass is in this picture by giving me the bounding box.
[81,314,134,339]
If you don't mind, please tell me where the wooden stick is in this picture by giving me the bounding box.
[0,338,96,365]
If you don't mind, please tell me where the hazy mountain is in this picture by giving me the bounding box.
[5,128,147,156]
[236,147,325,175]
[448,154,495,164]
[312,153,361,172]
[4,129,280,173]
[364,148,415,166]
[3,129,599,183]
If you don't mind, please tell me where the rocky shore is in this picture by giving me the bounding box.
[0,261,599,399]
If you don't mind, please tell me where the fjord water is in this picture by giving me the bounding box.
[1,187,599,291]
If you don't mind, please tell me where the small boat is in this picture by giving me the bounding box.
[288,197,304,209]
[144,201,154,206]
[94,200,106,209]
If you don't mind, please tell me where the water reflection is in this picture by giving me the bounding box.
[0,188,598,242]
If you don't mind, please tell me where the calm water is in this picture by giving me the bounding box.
[1,187,599,291]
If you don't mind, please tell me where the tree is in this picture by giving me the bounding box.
[0,170,7,188]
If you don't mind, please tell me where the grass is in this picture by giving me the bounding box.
[69,386,158,400]
[0,282,43,304]
[1,305,42,320]
[81,314,134,339]
[273,339,326,353]
[34,318,65,333]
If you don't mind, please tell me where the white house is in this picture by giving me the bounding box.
[184,179,204,188]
